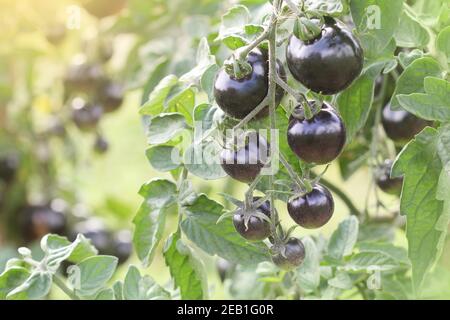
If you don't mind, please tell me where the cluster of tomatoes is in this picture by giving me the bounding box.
[214,17,364,270]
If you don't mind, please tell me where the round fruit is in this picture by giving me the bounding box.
[216,258,234,282]
[214,48,286,119]
[64,62,104,93]
[376,160,403,195]
[94,135,109,154]
[288,184,334,229]
[21,204,67,243]
[286,17,363,95]
[287,102,346,164]
[82,0,127,18]
[98,81,124,113]
[45,24,66,46]
[0,153,20,184]
[220,133,269,183]
[381,103,431,144]
[271,238,305,270]
[112,230,132,264]
[70,98,103,131]
[72,220,112,254]
[233,197,271,241]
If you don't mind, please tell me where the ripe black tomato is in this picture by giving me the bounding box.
[376,160,403,195]
[0,153,20,184]
[214,48,286,119]
[21,204,67,243]
[98,80,124,113]
[288,184,334,229]
[271,237,305,270]
[287,102,346,164]
[64,62,104,94]
[220,133,269,183]
[286,17,363,95]
[381,103,432,144]
[70,98,103,131]
[233,197,271,241]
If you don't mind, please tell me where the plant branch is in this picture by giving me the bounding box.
[53,275,80,300]
[232,97,269,130]
[279,153,306,191]
[283,0,302,16]
[274,75,306,103]
[237,27,271,60]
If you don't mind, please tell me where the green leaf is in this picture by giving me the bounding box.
[350,0,403,58]
[74,256,118,297]
[437,26,450,63]
[397,77,450,121]
[394,11,430,48]
[337,67,377,141]
[7,271,52,300]
[392,127,450,290]
[183,141,227,180]
[296,237,320,293]
[164,232,207,300]
[146,146,181,172]
[390,57,443,110]
[201,65,220,102]
[357,242,409,265]
[181,195,270,266]
[43,234,97,266]
[167,88,195,125]
[95,288,115,300]
[344,252,399,272]
[133,179,177,266]
[147,113,187,145]
[398,49,424,68]
[304,0,345,17]
[218,5,250,40]
[180,37,216,86]
[123,266,170,300]
[327,216,359,261]
[328,272,353,290]
[222,35,248,50]
[140,75,179,116]
[0,267,30,300]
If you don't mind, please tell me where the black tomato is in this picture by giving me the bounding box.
[21,204,67,243]
[381,103,432,144]
[233,197,271,241]
[94,135,109,154]
[220,133,269,183]
[0,153,20,184]
[112,230,132,264]
[214,48,286,119]
[82,0,128,19]
[376,160,403,195]
[70,98,103,131]
[287,102,346,164]
[98,81,124,113]
[271,238,305,270]
[288,184,334,229]
[72,220,113,254]
[64,62,104,93]
[286,17,363,95]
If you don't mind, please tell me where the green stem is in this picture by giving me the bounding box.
[279,153,306,192]
[53,275,80,300]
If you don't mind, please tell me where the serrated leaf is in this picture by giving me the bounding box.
[398,49,424,68]
[436,26,450,63]
[140,75,179,115]
[146,146,181,172]
[394,11,430,48]
[397,77,450,121]
[74,256,118,297]
[343,252,399,272]
[218,5,250,39]
[392,127,450,290]
[357,242,409,265]
[133,180,177,266]
[304,0,345,16]
[181,195,269,266]
[0,267,30,300]
[7,271,52,300]
[183,141,227,180]
[180,38,216,86]
[166,88,195,125]
[390,57,443,109]
[123,266,170,300]
[350,0,403,58]
[327,216,359,261]
[296,237,320,293]
[328,272,353,290]
[164,232,207,300]
[147,113,187,145]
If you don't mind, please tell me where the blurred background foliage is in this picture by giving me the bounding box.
[0,0,450,299]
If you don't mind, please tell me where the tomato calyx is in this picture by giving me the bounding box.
[224,56,253,80]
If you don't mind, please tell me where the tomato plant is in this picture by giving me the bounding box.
[1,0,450,301]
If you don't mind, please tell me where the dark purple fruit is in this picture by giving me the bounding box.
[21,204,67,243]
[287,102,346,164]
[382,103,431,144]
[112,230,132,264]
[233,197,271,241]
[94,135,109,154]
[288,184,334,229]
[70,98,103,131]
[64,62,104,93]
[271,238,305,270]
[220,133,269,183]
[286,17,363,95]
[98,81,124,113]
[0,153,20,184]
[214,48,286,119]
[376,160,403,195]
